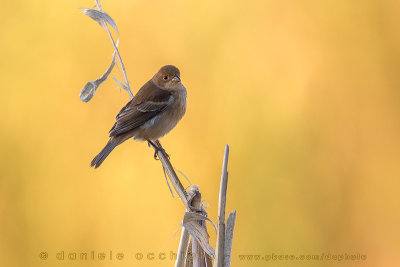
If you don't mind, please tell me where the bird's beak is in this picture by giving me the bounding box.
[172,75,181,82]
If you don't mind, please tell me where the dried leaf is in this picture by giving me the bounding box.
[79,53,116,102]
[83,8,118,33]
[79,81,97,102]
[191,233,206,267]
[183,220,215,259]
[78,2,125,103]
[79,0,133,103]
[177,169,193,184]
[183,212,217,233]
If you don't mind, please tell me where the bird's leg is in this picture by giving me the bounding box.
[147,140,159,159]
[154,140,170,160]
[147,140,169,160]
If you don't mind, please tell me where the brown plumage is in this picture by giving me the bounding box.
[91,65,186,168]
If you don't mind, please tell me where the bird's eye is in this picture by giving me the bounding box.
[163,76,168,80]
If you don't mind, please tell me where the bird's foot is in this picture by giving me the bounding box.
[147,140,170,160]
[153,146,170,160]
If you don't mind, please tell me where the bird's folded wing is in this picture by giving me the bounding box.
[136,101,170,112]
[109,83,172,137]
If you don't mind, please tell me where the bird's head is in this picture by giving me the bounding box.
[153,65,182,90]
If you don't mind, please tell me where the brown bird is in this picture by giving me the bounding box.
[91,65,186,168]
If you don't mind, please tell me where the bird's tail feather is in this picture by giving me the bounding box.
[91,140,119,168]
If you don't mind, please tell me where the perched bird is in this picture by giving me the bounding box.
[91,65,186,168]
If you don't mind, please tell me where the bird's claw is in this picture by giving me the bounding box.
[147,140,170,160]
[154,147,170,160]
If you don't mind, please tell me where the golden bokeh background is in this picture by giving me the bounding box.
[1,0,400,266]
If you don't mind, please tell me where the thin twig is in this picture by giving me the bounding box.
[95,0,133,99]
[105,29,133,99]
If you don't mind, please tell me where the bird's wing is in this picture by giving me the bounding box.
[109,80,172,137]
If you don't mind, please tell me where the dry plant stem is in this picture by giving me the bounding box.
[95,0,133,99]
[155,140,189,206]
[203,223,214,267]
[214,145,229,267]
[175,228,190,267]
[176,186,206,267]
[186,242,193,267]
[192,227,206,267]
[106,30,133,99]
[224,211,236,267]
[190,189,206,267]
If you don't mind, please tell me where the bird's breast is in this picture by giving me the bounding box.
[135,88,186,141]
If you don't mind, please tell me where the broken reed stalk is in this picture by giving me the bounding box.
[155,141,192,267]
[190,189,205,267]
[156,144,235,267]
[155,140,189,206]
[175,185,203,267]
[224,211,236,267]
[215,145,229,267]
[176,227,190,267]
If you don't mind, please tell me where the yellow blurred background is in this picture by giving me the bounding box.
[1,0,400,266]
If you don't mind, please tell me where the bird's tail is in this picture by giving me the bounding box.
[91,140,119,168]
